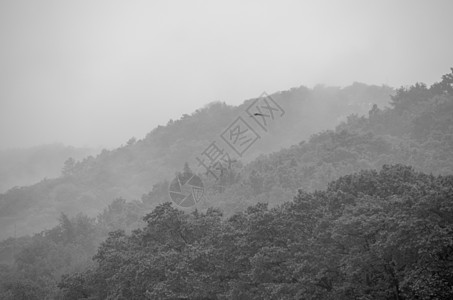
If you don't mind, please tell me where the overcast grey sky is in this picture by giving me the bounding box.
[1,0,452,150]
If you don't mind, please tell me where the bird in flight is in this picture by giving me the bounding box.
[250,112,268,117]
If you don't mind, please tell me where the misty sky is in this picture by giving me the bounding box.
[1,0,452,150]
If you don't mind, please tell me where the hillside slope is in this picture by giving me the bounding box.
[58,165,453,299]
[0,83,392,240]
[0,69,452,299]
[0,144,98,193]
[144,69,453,216]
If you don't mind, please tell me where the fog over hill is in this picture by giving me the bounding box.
[0,82,393,240]
[0,144,99,193]
[1,1,453,298]
[0,69,452,299]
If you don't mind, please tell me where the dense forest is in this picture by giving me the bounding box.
[0,82,392,240]
[57,165,453,299]
[0,68,452,299]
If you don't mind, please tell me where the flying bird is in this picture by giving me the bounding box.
[250,113,268,117]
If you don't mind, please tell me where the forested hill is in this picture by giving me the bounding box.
[0,69,452,299]
[147,68,453,215]
[0,82,392,240]
[0,144,98,193]
[58,165,453,299]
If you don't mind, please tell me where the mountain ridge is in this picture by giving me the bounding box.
[1,82,395,239]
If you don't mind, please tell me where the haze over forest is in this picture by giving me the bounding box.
[1,1,453,299]
[1,68,452,299]
[1,0,452,150]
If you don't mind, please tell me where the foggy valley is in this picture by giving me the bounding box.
[1,1,452,299]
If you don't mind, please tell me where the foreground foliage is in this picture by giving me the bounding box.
[59,165,453,299]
